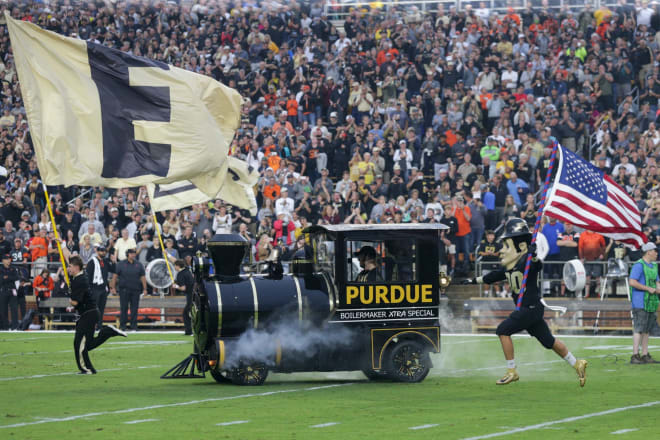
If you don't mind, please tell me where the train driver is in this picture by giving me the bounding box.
[354,246,383,283]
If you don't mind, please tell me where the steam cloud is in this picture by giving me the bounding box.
[221,317,358,370]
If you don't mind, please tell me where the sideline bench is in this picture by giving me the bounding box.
[38,296,187,330]
[464,297,636,334]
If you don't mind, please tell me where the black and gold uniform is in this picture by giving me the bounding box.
[354,245,383,283]
[355,267,383,283]
[482,241,555,349]
[71,270,125,374]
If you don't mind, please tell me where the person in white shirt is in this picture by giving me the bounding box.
[501,64,519,89]
[426,193,445,222]
[114,228,137,261]
[275,188,295,222]
[393,141,413,177]
[212,205,233,234]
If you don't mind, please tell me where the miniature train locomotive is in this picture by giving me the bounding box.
[162,224,448,385]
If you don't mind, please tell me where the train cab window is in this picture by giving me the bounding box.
[311,232,335,279]
[346,239,416,283]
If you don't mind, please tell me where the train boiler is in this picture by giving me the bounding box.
[162,224,448,385]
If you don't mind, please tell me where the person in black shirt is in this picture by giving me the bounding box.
[176,226,197,266]
[112,248,147,331]
[86,245,112,329]
[68,255,125,374]
[172,260,195,335]
[0,254,18,330]
[469,218,587,387]
[477,230,502,297]
[354,246,382,283]
[0,230,10,256]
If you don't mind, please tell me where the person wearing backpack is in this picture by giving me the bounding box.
[629,242,660,364]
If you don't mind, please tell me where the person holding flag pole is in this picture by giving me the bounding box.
[465,140,649,386]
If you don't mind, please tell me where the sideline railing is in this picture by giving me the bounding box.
[475,259,633,298]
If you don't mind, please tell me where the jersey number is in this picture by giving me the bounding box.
[505,271,523,294]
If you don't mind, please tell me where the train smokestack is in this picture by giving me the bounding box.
[207,234,248,277]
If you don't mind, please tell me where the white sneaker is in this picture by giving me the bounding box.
[107,325,127,337]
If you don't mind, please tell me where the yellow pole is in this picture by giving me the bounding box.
[152,212,175,283]
[43,185,69,286]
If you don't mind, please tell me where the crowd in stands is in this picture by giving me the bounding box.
[0,0,660,325]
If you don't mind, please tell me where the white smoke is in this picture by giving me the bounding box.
[221,317,358,370]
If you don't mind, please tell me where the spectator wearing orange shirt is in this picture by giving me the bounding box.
[262,176,281,201]
[451,195,472,274]
[33,268,54,299]
[267,151,282,172]
[272,110,295,135]
[579,230,607,298]
[29,227,48,278]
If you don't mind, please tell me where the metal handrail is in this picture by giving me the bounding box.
[65,187,95,207]
[475,259,632,297]
[324,1,631,20]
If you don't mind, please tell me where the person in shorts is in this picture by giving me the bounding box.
[470,218,587,386]
[628,242,660,364]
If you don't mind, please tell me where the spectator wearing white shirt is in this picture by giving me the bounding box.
[393,140,413,180]
[115,228,137,261]
[275,188,295,222]
[501,64,519,89]
[212,205,233,234]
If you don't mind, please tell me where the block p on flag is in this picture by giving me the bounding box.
[6,12,242,198]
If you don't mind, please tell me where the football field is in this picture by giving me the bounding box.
[1,331,659,439]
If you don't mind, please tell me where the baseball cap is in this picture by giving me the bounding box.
[126,248,136,254]
[21,211,30,217]
[2,254,10,260]
[642,242,657,252]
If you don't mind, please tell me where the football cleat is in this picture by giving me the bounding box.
[574,359,587,387]
[496,368,519,385]
[107,324,127,337]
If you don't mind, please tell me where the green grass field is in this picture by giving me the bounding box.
[2,331,660,439]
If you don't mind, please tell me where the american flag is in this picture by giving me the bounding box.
[544,145,646,248]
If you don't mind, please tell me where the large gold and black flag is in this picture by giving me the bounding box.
[6,13,248,201]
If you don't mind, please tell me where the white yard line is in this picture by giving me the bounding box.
[216,420,250,426]
[443,340,493,346]
[461,401,660,440]
[0,330,185,334]
[409,424,439,430]
[123,419,159,425]
[433,351,631,376]
[611,428,639,434]
[310,422,340,428]
[0,365,165,382]
[1,331,642,338]
[442,333,641,340]
[0,383,352,429]
[0,342,186,358]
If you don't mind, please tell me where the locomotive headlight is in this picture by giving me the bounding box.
[439,274,451,289]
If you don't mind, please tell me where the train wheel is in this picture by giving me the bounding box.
[209,368,232,384]
[362,368,390,381]
[385,340,430,383]
[229,362,269,385]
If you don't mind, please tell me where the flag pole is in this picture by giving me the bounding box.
[43,185,70,287]
[152,211,175,284]
[515,141,560,310]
